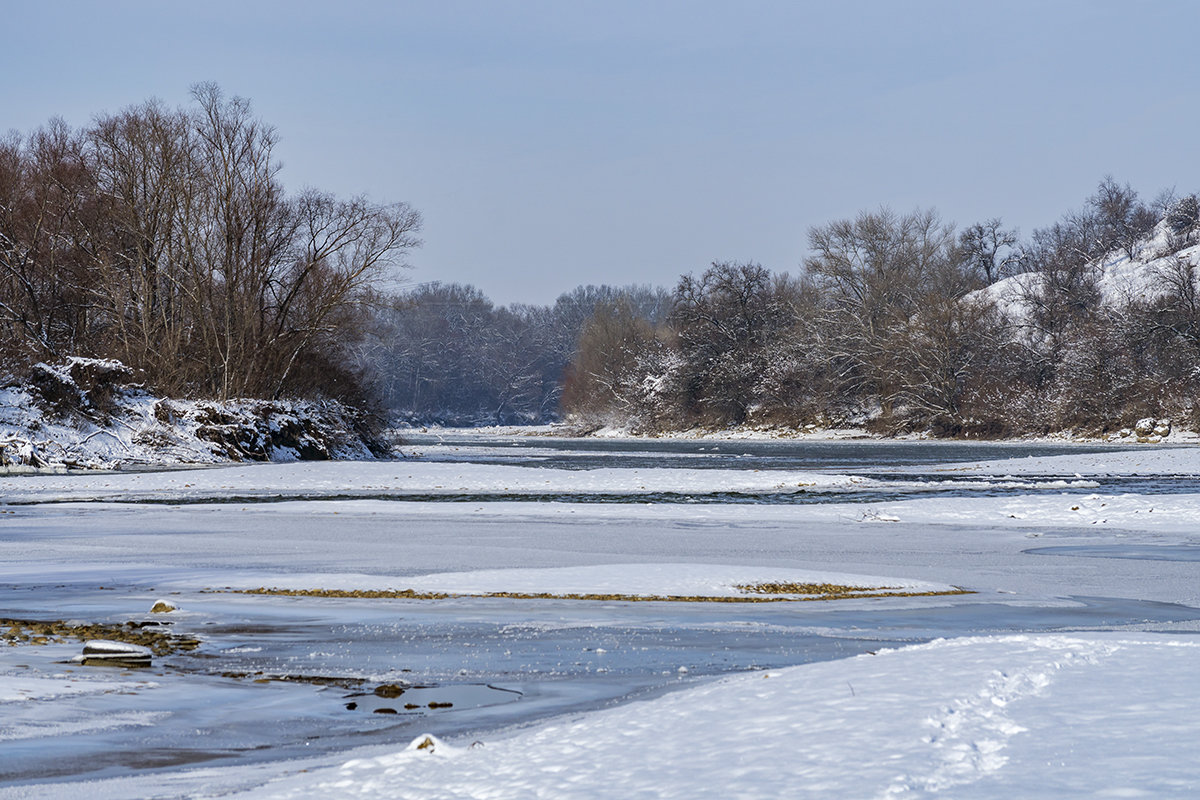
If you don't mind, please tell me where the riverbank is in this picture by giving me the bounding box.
[402,419,1200,446]
[1,359,387,472]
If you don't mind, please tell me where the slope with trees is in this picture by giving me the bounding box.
[562,179,1200,437]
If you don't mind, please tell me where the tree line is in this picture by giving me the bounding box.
[353,282,669,424]
[1,85,419,402]
[563,179,1200,436]
[7,89,1199,437]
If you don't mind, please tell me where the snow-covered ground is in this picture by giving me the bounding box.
[0,460,877,503]
[2,438,1198,797]
[246,634,1200,800]
[0,457,1110,505]
[923,443,1200,477]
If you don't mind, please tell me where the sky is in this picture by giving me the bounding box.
[4,0,1199,305]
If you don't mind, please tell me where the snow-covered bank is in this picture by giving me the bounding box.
[413,420,1200,446]
[923,444,1200,477]
[215,634,1200,799]
[0,358,384,471]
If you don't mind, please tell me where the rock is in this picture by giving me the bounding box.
[73,639,152,667]
[191,401,349,461]
[1132,418,1171,441]
[82,639,152,655]
[408,734,444,752]
[29,358,135,419]
[153,399,178,424]
[0,436,50,469]
[150,600,177,614]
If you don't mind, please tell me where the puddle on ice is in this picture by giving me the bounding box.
[0,645,520,784]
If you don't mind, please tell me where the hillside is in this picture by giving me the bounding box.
[981,220,1200,321]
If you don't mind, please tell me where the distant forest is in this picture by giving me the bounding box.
[352,282,671,425]
[5,89,1200,435]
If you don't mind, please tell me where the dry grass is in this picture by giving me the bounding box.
[226,584,972,604]
[218,587,453,600]
[1,617,201,655]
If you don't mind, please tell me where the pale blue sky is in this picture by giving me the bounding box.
[5,1,1198,304]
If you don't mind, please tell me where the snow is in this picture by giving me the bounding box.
[243,634,1200,800]
[2,438,1199,797]
[216,562,953,598]
[0,457,1107,506]
[0,460,871,503]
[919,444,1200,477]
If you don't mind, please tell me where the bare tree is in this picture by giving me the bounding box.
[86,99,197,386]
[1164,195,1199,235]
[1089,176,1156,261]
[562,297,678,429]
[668,261,792,424]
[804,208,963,420]
[0,122,94,363]
[958,218,1018,285]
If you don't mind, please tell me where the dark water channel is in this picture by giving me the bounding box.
[402,433,1143,471]
[399,434,1200,501]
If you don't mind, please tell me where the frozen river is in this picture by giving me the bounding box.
[2,435,1199,797]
